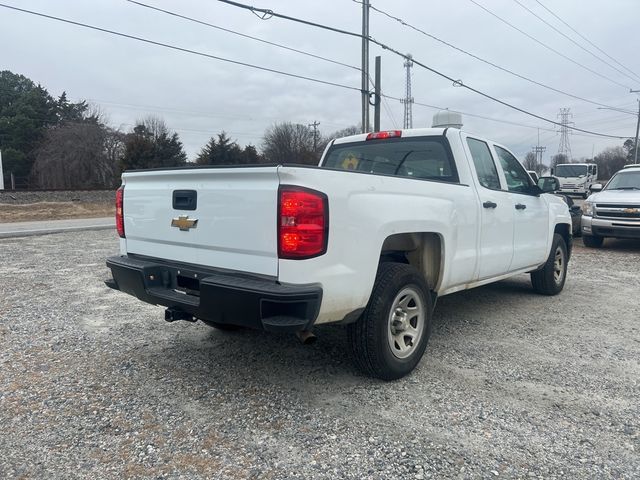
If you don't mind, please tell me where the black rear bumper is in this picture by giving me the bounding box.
[105,255,322,332]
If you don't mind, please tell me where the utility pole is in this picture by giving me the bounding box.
[631,90,640,164]
[308,121,320,153]
[400,54,414,129]
[373,56,381,132]
[557,108,573,161]
[0,149,4,190]
[532,146,546,170]
[361,0,370,133]
[532,128,546,171]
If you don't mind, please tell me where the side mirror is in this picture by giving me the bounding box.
[590,183,603,193]
[537,176,560,193]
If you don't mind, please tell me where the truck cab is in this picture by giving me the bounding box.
[553,163,598,198]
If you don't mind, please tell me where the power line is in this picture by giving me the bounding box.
[0,3,361,94]
[126,0,361,74]
[2,1,628,140]
[387,93,634,140]
[361,1,628,110]
[381,93,555,133]
[216,0,629,139]
[216,0,363,40]
[533,0,640,83]
[512,0,640,86]
[468,0,632,90]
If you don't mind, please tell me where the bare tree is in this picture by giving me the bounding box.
[262,122,316,165]
[31,122,125,189]
[551,153,568,169]
[522,151,545,176]
[318,125,360,153]
[594,147,627,180]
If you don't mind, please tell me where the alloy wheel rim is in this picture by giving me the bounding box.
[553,246,565,284]
[387,287,425,359]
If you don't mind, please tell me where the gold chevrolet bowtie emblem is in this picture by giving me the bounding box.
[171,215,198,231]
[623,208,639,214]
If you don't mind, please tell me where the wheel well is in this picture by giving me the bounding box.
[554,223,572,259]
[379,232,442,291]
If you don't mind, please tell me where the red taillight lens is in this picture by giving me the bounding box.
[115,186,125,238]
[278,186,328,259]
[366,130,402,140]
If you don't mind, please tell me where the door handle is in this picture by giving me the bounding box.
[483,201,497,209]
[515,203,527,210]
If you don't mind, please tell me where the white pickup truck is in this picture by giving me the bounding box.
[106,128,572,380]
[552,162,598,198]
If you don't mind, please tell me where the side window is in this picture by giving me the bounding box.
[466,138,501,190]
[494,146,532,194]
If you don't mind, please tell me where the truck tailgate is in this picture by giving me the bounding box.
[121,167,279,277]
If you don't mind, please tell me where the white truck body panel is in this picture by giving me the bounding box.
[121,167,280,277]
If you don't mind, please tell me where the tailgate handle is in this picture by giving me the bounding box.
[173,190,197,211]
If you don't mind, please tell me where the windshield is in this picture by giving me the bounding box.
[323,136,458,182]
[606,171,640,190]
[555,164,588,177]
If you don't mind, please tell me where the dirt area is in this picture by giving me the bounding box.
[0,231,638,479]
[0,201,114,223]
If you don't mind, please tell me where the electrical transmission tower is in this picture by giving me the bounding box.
[400,54,414,129]
[557,108,574,161]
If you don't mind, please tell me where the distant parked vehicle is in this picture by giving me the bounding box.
[538,176,581,236]
[581,165,640,247]
[552,163,598,198]
[527,170,539,183]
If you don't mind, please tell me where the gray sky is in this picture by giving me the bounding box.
[2,0,639,163]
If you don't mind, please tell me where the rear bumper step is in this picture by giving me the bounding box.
[105,255,322,332]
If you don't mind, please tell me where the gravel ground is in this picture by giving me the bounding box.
[0,231,638,479]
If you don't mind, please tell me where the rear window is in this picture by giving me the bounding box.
[322,136,458,183]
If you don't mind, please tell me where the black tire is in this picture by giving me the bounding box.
[200,320,242,331]
[347,263,432,381]
[582,234,604,248]
[531,233,568,295]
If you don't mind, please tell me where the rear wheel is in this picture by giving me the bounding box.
[348,263,432,380]
[582,234,604,248]
[531,233,568,295]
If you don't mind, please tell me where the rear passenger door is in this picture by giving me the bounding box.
[465,137,514,279]
[493,145,549,270]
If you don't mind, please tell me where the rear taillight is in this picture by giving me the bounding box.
[115,186,125,238]
[366,130,402,140]
[278,186,328,259]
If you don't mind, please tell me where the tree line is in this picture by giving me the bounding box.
[1,70,636,189]
[0,71,357,189]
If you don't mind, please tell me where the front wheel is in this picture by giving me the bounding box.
[582,234,604,248]
[531,233,568,295]
[348,263,432,380]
